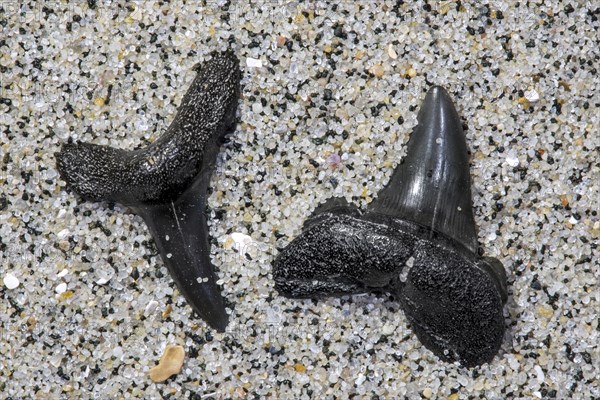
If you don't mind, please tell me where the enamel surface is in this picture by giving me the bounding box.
[369,86,478,253]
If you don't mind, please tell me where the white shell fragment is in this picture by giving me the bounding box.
[387,43,398,59]
[230,232,254,255]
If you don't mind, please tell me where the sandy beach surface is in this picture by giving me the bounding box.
[0,1,598,399]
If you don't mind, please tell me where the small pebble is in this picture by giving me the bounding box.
[294,363,306,373]
[531,279,542,290]
[55,282,67,294]
[369,64,385,78]
[506,155,520,167]
[3,273,20,289]
[327,153,341,168]
[538,305,553,319]
[534,365,545,383]
[148,345,185,383]
[382,323,395,335]
[162,304,173,318]
[145,300,159,316]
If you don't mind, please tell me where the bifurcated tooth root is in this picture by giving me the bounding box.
[56,51,241,332]
[273,86,508,367]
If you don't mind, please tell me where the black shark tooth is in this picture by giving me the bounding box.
[56,51,241,332]
[273,86,508,367]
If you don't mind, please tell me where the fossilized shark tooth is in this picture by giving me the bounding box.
[56,51,241,332]
[273,86,508,366]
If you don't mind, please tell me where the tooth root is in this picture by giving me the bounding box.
[56,51,241,206]
[368,86,479,253]
[481,257,508,304]
[135,176,228,332]
[302,197,360,230]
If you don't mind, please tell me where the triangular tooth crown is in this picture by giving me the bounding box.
[368,86,478,253]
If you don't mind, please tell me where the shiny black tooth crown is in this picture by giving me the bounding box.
[273,86,508,366]
[56,51,242,332]
[368,86,477,253]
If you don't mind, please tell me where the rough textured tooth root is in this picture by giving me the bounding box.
[56,51,241,206]
[368,86,478,253]
[480,256,509,304]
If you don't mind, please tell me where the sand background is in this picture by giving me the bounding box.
[0,1,598,399]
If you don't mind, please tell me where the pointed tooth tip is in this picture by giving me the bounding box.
[427,85,449,96]
[186,281,229,332]
[418,86,466,157]
[428,85,450,94]
[425,85,452,102]
[202,309,229,332]
[420,86,460,122]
